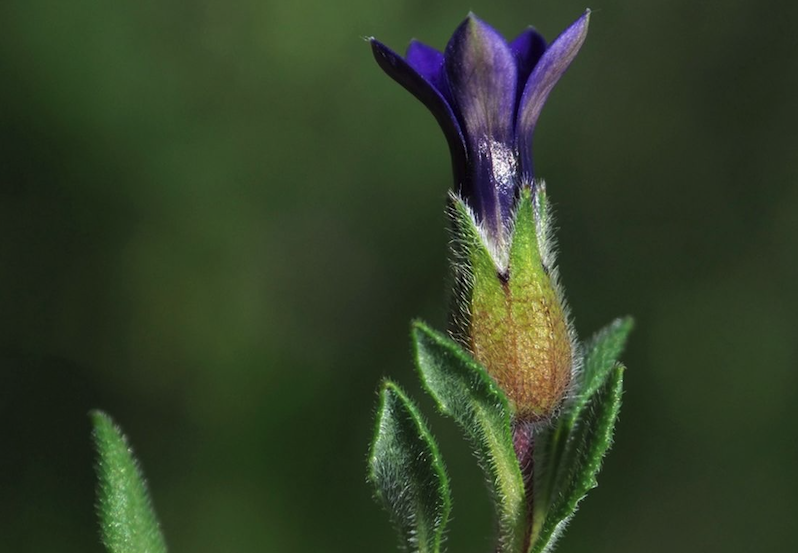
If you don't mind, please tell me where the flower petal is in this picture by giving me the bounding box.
[370,38,467,187]
[406,40,449,100]
[444,15,519,245]
[516,11,590,181]
[445,15,517,146]
[510,27,547,99]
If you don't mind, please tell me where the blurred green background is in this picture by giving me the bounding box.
[1,0,796,551]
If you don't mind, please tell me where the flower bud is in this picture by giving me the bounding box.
[371,12,588,421]
[451,185,575,421]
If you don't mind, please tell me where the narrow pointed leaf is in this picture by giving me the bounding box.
[91,410,168,553]
[582,316,633,397]
[533,317,633,520]
[412,321,526,553]
[530,365,625,553]
[369,381,451,553]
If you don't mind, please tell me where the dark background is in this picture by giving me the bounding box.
[2,1,796,552]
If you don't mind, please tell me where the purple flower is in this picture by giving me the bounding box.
[371,12,589,253]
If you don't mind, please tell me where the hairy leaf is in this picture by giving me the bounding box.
[412,321,526,553]
[91,411,168,553]
[533,317,632,523]
[369,381,451,553]
[582,317,633,398]
[530,365,625,553]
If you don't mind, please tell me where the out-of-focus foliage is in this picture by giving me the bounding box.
[1,1,797,552]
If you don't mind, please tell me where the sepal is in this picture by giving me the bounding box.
[450,188,574,422]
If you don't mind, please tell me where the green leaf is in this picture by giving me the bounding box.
[412,321,526,553]
[91,410,168,553]
[369,381,451,553]
[530,365,625,553]
[582,316,634,398]
[533,317,633,522]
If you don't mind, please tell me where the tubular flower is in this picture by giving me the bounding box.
[370,11,589,256]
[371,13,590,421]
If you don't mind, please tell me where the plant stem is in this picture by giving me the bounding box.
[512,421,536,553]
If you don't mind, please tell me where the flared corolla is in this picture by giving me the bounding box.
[371,12,589,256]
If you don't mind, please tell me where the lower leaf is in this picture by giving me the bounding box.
[369,381,452,553]
[412,321,527,553]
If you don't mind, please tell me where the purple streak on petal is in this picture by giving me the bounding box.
[371,39,468,188]
[510,27,547,101]
[406,40,450,101]
[516,11,590,182]
[445,16,517,146]
[445,15,519,244]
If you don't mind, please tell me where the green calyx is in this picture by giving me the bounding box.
[450,186,572,421]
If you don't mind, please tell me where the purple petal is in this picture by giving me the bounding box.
[444,15,519,242]
[371,39,467,187]
[510,28,547,99]
[516,11,590,181]
[406,40,449,101]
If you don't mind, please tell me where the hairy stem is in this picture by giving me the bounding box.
[512,421,536,553]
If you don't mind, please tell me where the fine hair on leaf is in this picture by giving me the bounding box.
[91,410,168,553]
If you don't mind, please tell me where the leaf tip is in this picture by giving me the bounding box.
[90,411,168,553]
[617,315,635,332]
